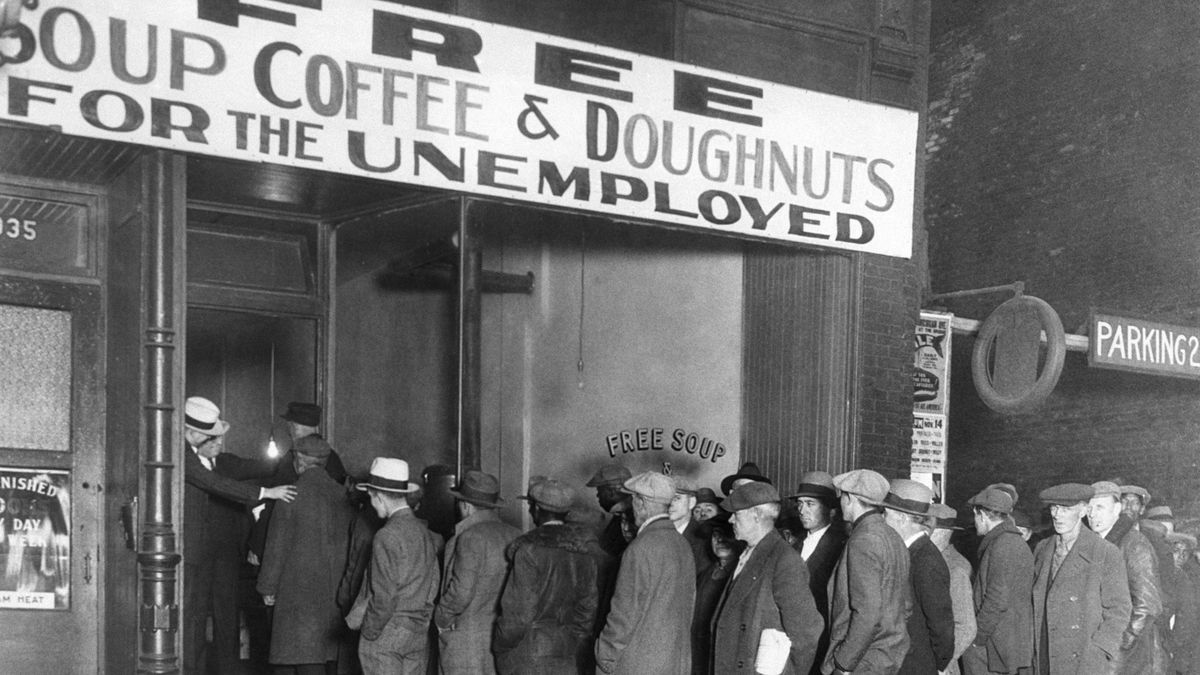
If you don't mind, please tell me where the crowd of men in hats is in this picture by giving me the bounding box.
[181,397,1200,675]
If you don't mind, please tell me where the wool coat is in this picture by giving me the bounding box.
[595,516,695,675]
[434,508,521,674]
[803,523,849,675]
[1032,526,1132,675]
[822,510,911,675]
[898,534,956,675]
[248,438,347,559]
[256,467,354,665]
[969,522,1034,675]
[494,522,604,675]
[1103,515,1168,675]
[711,529,822,675]
[938,542,976,675]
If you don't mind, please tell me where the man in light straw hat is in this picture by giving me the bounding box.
[595,471,694,674]
[434,470,520,674]
[824,469,911,675]
[495,478,604,675]
[348,457,441,675]
[181,395,296,675]
[882,478,954,675]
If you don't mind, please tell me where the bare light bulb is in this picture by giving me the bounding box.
[266,436,279,459]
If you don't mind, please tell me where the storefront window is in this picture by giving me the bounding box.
[0,305,71,451]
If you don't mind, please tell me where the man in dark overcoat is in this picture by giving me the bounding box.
[962,486,1034,675]
[347,457,441,675]
[494,479,603,675]
[595,471,695,675]
[256,435,354,674]
[1032,483,1132,675]
[711,481,821,674]
[1088,481,1168,675]
[882,479,955,675]
[434,470,521,674]
[181,396,296,675]
[823,469,911,675]
[670,475,713,573]
[788,471,848,675]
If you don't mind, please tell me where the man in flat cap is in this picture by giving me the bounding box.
[925,504,975,675]
[669,475,712,573]
[433,470,521,674]
[788,471,848,675]
[495,479,604,675]
[1120,485,1151,523]
[595,472,695,674]
[257,435,355,674]
[349,458,442,675]
[882,479,955,675]
[962,486,1033,675]
[823,469,911,675]
[711,481,821,675]
[1032,483,1131,675]
[1088,481,1168,675]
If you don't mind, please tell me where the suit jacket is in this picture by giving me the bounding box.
[804,523,849,675]
[182,444,263,565]
[823,510,911,675]
[256,468,354,664]
[972,522,1034,674]
[1032,526,1132,675]
[356,507,442,641]
[434,508,521,632]
[898,534,955,675]
[712,529,822,675]
[595,516,695,675]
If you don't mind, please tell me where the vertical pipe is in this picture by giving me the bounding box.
[457,199,482,477]
[137,150,185,674]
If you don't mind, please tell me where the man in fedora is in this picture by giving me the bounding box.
[434,470,521,674]
[348,457,441,675]
[882,478,954,675]
[962,486,1033,675]
[181,395,296,675]
[1032,483,1130,675]
[495,478,604,675]
[711,481,821,675]
[250,402,347,563]
[720,461,773,496]
[692,487,721,523]
[789,469,848,674]
[925,503,975,675]
[595,472,695,674]
[824,469,910,675]
[1088,481,1167,675]
[256,435,354,674]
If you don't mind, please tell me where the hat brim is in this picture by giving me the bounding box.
[449,488,503,508]
[720,474,773,496]
[357,482,418,494]
[186,419,230,436]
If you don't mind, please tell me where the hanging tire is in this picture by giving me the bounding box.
[971,295,1066,414]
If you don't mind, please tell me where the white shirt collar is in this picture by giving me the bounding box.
[800,524,830,560]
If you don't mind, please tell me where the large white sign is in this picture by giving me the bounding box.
[0,1,918,257]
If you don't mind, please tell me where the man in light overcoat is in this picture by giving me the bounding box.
[1032,483,1132,675]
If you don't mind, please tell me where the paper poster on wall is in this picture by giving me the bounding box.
[914,311,953,414]
[0,467,71,610]
[911,413,946,475]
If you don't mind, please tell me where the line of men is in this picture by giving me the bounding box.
[182,397,1196,675]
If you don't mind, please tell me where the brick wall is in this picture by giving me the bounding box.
[927,0,1200,517]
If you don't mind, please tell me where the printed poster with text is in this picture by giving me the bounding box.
[912,311,952,496]
[0,467,71,610]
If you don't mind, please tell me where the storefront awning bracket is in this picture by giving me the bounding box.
[926,281,1088,352]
